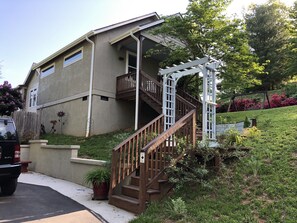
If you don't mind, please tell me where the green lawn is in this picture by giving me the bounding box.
[40,129,133,161]
[131,105,297,223]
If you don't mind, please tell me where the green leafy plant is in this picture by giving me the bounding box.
[244,116,251,128]
[223,128,243,147]
[84,167,110,186]
[166,197,187,220]
[243,126,261,140]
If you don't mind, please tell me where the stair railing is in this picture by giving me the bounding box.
[140,71,162,103]
[177,88,202,123]
[109,114,164,197]
[138,109,196,212]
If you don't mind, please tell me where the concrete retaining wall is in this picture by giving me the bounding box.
[20,140,106,187]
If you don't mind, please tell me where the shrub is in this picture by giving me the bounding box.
[0,81,23,116]
[284,83,297,99]
[166,197,187,220]
[217,93,297,112]
[265,93,297,108]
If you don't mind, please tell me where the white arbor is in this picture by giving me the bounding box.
[159,57,220,143]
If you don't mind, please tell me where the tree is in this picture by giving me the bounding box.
[245,0,292,90]
[287,1,297,77]
[0,81,23,116]
[149,0,263,95]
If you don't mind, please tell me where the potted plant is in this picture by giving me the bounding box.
[85,167,110,200]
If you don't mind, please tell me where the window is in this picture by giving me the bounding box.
[0,119,17,140]
[126,52,137,74]
[41,64,55,78]
[29,88,38,107]
[64,48,83,67]
[100,96,109,101]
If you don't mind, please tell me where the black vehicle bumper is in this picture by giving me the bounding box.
[0,164,21,182]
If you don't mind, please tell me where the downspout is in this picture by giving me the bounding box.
[130,32,140,131]
[85,35,95,137]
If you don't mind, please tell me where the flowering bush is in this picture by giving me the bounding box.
[264,93,297,108]
[0,81,23,116]
[217,93,297,113]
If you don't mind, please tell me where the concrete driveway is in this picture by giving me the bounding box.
[0,183,102,223]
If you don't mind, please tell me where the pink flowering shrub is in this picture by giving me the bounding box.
[264,93,297,108]
[217,93,297,113]
[0,81,23,116]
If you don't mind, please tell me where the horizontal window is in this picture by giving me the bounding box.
[41,64,55,78]
[64,48,83,67]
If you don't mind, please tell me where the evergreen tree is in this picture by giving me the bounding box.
[245,0,292,90]
[287,1,297,77]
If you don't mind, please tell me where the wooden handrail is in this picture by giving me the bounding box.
[141,109,196,153]
[138,109,196,212]
[109,114,164,198]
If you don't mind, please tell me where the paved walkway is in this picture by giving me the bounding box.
[19,172,136,223]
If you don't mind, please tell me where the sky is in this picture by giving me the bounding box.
[0,0,295,87]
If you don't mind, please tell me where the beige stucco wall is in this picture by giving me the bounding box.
[38,41,92,105]
[32,16,160,136]
[23,141,106,187]
[91,95,134,134]
[39,97,88,136]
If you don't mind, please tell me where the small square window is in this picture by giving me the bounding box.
[101,96,109,101]
[82,96,88,101]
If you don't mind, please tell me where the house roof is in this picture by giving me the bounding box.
[109,19,164,45]
[23,62,37,87]
[30,12,160,73]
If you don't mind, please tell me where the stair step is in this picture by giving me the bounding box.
[131,175,140,186]
[122,185,139,199]
[122,184,161,198]
[109,195,140,214]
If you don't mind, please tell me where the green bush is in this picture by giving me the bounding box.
[284,83,297,99]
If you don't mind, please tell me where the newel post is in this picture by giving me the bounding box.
[139,151,147,212]
[192,110,196,148]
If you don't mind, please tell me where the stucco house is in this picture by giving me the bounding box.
[20,12,172,137]
[19,12,220,213]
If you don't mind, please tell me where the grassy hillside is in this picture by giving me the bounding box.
[40,130,133,160]
[132,105,297,223]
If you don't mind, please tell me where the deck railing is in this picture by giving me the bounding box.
[116,73,136,96]
[109,114,164,197]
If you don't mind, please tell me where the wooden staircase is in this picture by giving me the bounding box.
[109,71,201,214]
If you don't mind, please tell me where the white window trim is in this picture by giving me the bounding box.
[125,51,137,73]
[41,63,55,78]
[63,47,83,68]
[29,87,38,107]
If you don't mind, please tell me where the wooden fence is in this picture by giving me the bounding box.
[12,111,40,143]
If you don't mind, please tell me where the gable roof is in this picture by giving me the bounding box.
[109,19,164,45]
[30,12,160,72]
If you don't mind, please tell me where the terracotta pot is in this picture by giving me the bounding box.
[92,182,109,200]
